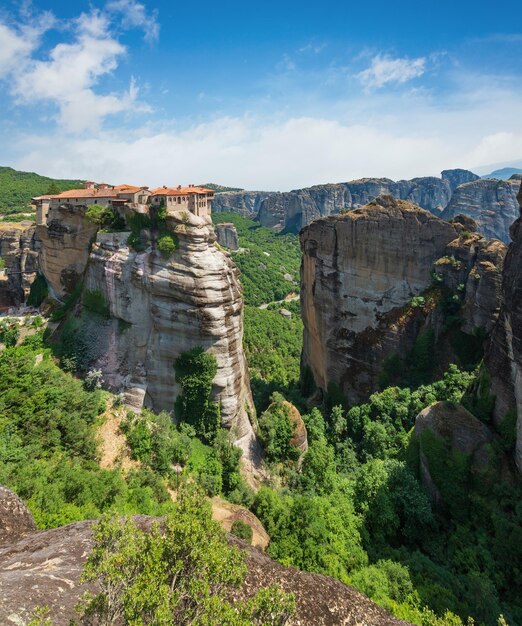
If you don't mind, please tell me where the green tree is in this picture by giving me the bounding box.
[259,394,299,464]
[174,348,220,443]
[78,485,295,625]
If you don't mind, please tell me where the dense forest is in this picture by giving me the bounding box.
[0,166,83,213]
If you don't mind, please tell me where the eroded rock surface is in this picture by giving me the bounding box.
[212,190,271,216]
[0,223,38,308]
[441,168,480,192]
[36,204,98,299]
[53,210,258,459]
[215,222,240,250]
[486,179,522,473]
[442,178,520,243]
[0,487,407,626]
[300,196,506,404]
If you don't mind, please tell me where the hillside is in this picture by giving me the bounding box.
[0,166,83,214]
[483,167,522,179]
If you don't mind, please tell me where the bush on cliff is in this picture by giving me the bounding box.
[77,484,295,626]
[174,347,220,444]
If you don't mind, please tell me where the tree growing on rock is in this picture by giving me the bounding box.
[76,484,295,625]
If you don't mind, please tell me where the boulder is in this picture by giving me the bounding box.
[0,486,36,545]
[414,402,493,508]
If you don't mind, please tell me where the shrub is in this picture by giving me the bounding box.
[83,289,110,318]
[84,369,103,391]
[78,485,295,625]
[157,233,177,257]
[231,519,254,544]
[0,320,20,347]
[85,205,117,228]
[174,348,220,444]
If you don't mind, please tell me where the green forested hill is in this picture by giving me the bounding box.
[0,166,84,213]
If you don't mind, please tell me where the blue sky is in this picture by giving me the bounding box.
[0,0,521,189]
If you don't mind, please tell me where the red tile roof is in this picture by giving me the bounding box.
[151,186,214,196]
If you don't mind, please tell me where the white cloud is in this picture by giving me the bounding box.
[0,23,33,75]
[12,96,522,191]
[358,54,426,89]
[0,6,151,133]
[106,0,159,43]
[0,9,55,76]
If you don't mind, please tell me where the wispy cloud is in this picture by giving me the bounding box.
[0,3,153,133]
[358,54,426,89]
[106,0,160,43]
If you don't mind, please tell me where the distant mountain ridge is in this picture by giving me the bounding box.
[212,168,520,242]
[482,167,522,180]
[0,166,83,214]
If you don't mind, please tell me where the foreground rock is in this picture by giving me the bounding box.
[486,179,522,473]
[0,488,407,626]
[300,196,506,404]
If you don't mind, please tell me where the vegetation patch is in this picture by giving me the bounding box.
[174,348,220,444]
[83,289,110,318]
[27,274,48,307]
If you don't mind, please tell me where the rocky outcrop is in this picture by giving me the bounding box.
[0,487,407,626]
[53,210,257,459]
[0,486,36,544]
[0,223,38,309]
[442,178,520,243]
[285,401,308,457]
[414,402,494,508]
[36,204,98,299]
[212,190,271,216]
[441,168,480,192]
[300,196,506,405]
[486,179,522,473]
[215,222,240,250]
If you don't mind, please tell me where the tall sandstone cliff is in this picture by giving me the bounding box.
[486,179,522,473]
[300,195,506,405]
[35,205,258,460]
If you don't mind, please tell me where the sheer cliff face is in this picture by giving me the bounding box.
[36,204,98,299]
[212,170,483,233]
[300,196,506,405]
[37,208,257,458]
[212,170,515,243]
[486,180,522,473]
[441,179,520,243]
[256,177,452,231]
[0,224,38,308]
[212,191,271,216]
